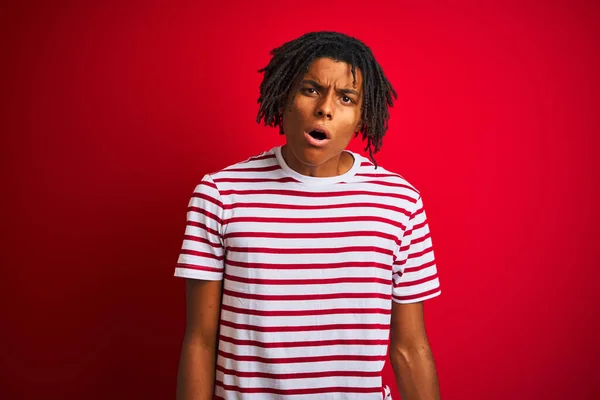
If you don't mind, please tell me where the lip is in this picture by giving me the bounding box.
[304,125,331,147]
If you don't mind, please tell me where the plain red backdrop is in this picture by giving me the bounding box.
[2,1,599,399]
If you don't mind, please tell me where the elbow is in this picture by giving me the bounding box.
[389,341,432,371]
[182,331,218,351]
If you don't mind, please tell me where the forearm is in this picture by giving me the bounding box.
[176,337,217,400]
[390,342,441,400]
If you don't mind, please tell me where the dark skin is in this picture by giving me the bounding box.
[281,57,362,177]
[390,301,442,400]
[176,279,221,400]
[176,57,441,400]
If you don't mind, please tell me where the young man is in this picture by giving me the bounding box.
[175,31,442,400]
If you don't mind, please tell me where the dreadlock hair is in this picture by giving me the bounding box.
[256,31,398,168]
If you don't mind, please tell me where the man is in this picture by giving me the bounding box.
[175,31,442,400]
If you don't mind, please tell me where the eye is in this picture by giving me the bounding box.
[341,95,354,104]
[303,87,318,95]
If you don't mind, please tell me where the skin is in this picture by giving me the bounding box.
[390,301,442,400]
[176,279,222,400]
[176,57,441,400]
[280,57,363,178]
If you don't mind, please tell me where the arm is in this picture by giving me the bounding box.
[389,301,441,400]
[176,278,222,400]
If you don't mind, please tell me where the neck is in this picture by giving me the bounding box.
[281,145,354,178]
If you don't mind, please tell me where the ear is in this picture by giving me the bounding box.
[279,95,292,114]
[354,118,363,133]
[278,96,286,114]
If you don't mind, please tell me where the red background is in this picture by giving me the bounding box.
[2,1,599,399]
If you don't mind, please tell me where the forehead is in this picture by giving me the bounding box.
[303,57,363,89]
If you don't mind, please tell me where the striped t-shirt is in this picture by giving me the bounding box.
[175,145,441,400]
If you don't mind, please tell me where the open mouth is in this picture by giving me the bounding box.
[308,130,328,141]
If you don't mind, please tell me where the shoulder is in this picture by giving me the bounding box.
[193,147,284,198]
[187,147,280,211]
[205,147,280,180]
[352,153,421,201]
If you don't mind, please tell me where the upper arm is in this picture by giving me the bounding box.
[175,174,226,281]
[175,174,226,344]
[390,301,429,350]
[392,195,441,303]
[183,278,222,346]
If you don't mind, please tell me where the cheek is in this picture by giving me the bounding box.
[283,100,312,128]
[293,97,315,117]
[340,111,361,132]
[338,131,355,148]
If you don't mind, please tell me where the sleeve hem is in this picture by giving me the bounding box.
[392,289,441,304]
[174,267,223,281]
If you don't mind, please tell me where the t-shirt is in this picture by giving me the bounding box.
[174,145,441,400]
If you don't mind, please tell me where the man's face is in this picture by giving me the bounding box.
[281,57,364,167]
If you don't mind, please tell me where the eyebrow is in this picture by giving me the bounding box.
[301,79,360,96]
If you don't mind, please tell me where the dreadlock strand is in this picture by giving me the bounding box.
[256,31,397,167]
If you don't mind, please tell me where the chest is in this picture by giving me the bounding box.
[221,202,405,286]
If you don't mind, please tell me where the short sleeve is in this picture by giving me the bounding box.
[174,174,225,281]
[392,195,441,303]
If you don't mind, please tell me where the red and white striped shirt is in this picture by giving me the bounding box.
[175,145,441,400]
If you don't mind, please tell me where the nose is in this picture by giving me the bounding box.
[315,92,334,120]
